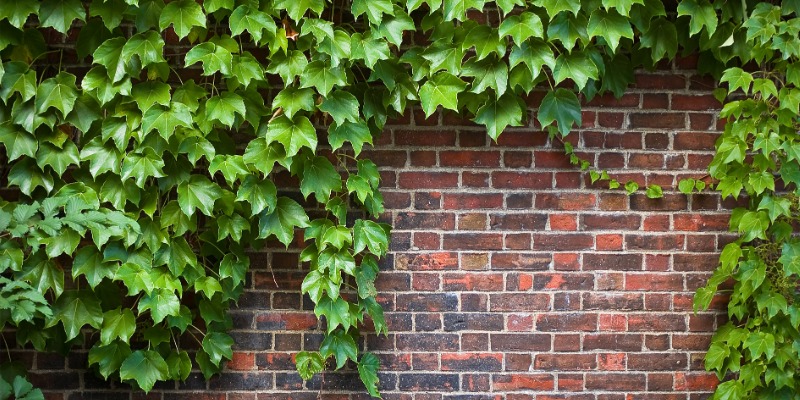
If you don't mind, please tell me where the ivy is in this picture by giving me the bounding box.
[0,0,798,399]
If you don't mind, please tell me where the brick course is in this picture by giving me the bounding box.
[9,64,729,398]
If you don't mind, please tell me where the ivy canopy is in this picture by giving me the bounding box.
[0,0,798,399]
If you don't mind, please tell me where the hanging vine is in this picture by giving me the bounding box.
[0,0,797,399]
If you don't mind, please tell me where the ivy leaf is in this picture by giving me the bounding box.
[358,353,381,398]
[177,175,223,217]
[35,72,78,116]
[93,37,128,83]
[295,351,325,381]
[121,31,166,69]
[602,0,644,15]
[120,350,169,393]
[0,122,37,161]
[101,308,136,345]
[48,290,103,341]
[315,297,352,335]
[301,60,347,96]
[677,0,718,36]
[209,155,248,186]
[138,288,180,323]
[538,88,581,136]
[546,12,589,50]
[80,138,122,177]
[115,262,155,296]
[274,0,325,21]
[263,114,318,158]
[553,52,599,90]
[720,67,753,94]
[422,43,464,75]
[328,120,373,156]
[120,147,166,188]
[587,9,633,52]
[301,156,342,203]
[319,90,360,126]
[376,12,415,46]
[743,331,775,359]
[539,0,581,18]
[473,93,524,141]
[90,0,126,30]
[351,33,391,69]
[202,332,234,365]
[737,211,769,242]
[352,0,393,24]
[36,141,80,176]
[243,138,285,174]
[319,327,358,367]
[0,61,37,102]
[640,17,678,63]
[159,0,206,40]
[0,0,39,29]
[258,197,310,246]
[131,81,171,113]
[206,92,246,128]
[39,0,85,34]
[235,176,277,217]
[141,102,194,139]
[353,220,390,256]
[498,12,543,45]
[273,87,315,119]
[219,254,248,286]
[442,0,487,21]
[185,42,233,76]
[419,72,468,117]
[72,246,116,289]
[509,39,556,80]
[88,341,132,379]
[230,6,275,44]
[230,53,264,88]
[266,50,308,85]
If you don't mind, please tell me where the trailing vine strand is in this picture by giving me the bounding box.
[0,0,797,399]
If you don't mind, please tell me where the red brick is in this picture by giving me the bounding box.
[399,172,459,188]
[492,374,555,391]
[492,171,552,189]
[629,113,686,129]
[443,193,503,209]
[440,151,501,167]
[535,354,596,370]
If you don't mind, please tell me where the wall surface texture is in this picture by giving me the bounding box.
[13,60,732,399]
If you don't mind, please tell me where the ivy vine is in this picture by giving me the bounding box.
[0,0,797,399]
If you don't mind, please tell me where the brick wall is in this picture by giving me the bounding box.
[14,61,731,399]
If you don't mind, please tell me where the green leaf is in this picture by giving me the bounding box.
[138,288,180,323]
[90,0,127,30]
[319,328,358,368]
[352,0,393,24]
[538,88,581,136]
[499,12,543,45]
[677,0,717,36]
[48,290,103,340]
[319,91,360,126]
[258,197,310,246]
[120,350,169,393]
[419,72,468,118]
[464,58,508,97]
[39,0,85,34]
[646,184,663,198]
[177,175,223,217]
[72,246,116,289]
[0,0,39,29]
[0,61,36,102]
[301,270,340,303]
[93,37,128,83]
[202,332,234,365]
[35,72,78,116]
[295,351,326,381]
[0,122,37,161]
[142,102,194,139]
[538,0,581,17]
[274,0,325,21]
[743,331,775,360]
[266,50,308,85]
[704,342,729,371]
[121,147,165,188]
[121,31,166,69]
[230,53,265,88]
[219,254,248,287]
[131,81,171,113]
[101,308,136,345]
[553,52,599,90]
[328,120,373,156]
[236,175,277,217]
[509,39,555,80]
[243,138,285,174]
[737,211,769,242]
[263,114,317,158]
[350,32,390,69]
[720,67,753,94]
[273,87,315,119]
[473,93,524,141]
[159,0,206,40]
[301,156,343,203]
[36,141,80,176]
[640,17,678,63]
[230,5,275,44]
[206,92,246,128]
[88,341,132,379]
[587,9,633,52]
[353,220,390,256]
[185,42,233,75]
[358,353,381,398]
[301,60,347,96]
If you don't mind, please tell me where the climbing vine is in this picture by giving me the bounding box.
[0,0,797,399]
